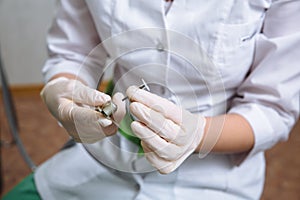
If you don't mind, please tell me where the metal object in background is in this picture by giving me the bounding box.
[0,47,36,172]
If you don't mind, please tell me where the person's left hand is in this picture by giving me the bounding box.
[126,86,206,174]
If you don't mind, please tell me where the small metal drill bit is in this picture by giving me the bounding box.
[122,79,150,101]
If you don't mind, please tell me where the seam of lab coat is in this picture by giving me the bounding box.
[209,0,235,65]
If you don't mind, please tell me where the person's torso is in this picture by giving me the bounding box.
[86,0,268,114]
[35,2,271,199]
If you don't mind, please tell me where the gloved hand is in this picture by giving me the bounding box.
[40,77,126,143]
[126,86,206,174]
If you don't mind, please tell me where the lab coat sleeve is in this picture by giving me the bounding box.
[228,0,300,164]
[42,0,108,87]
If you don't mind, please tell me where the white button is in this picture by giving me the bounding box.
[156,42,164,52]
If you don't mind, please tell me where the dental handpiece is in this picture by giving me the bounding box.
[95,100,121,126]
[95,79,150,126]
[95,100,118,118]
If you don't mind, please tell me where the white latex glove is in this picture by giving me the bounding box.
[126,86,206,174]
[40,77,126,143]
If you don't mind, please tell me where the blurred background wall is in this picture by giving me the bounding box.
[0,0,56,85]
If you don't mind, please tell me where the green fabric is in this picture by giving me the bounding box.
[2,173,41,200]
[104,79,144,154]
[119,113,144,155]
[104,79,115,96]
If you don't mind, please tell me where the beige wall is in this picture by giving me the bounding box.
[0,0,56,85]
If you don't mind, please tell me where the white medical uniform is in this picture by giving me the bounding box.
[35,0,300,199]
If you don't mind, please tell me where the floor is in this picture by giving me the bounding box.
[1,89,299,199]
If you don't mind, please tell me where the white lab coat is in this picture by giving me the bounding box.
[35,0,300,199]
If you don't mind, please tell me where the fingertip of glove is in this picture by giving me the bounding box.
[126,85,139,100]
[130,121,139,131]
[96,93,111,103]
[98,118,112,127]
[113,92,125,102]
[129,102,143,114]
[158,164,175,175]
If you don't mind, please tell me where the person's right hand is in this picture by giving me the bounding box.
[40,77,126,143]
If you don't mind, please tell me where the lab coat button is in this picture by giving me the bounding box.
[156,42,164,52]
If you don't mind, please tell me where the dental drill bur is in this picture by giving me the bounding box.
[122,79,150,101]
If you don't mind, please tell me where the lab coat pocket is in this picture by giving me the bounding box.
[213,19,263,86]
